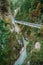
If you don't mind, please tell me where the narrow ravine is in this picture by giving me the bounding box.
[9,14,28,65]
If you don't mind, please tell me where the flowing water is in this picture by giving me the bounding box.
[14,38,29,65]
[14,48,27,65]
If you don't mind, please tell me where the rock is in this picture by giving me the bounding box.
[27,61,30,65]
[34,42,41,51]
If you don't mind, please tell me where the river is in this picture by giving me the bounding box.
[14,38,29,65]
[14,48,27,65]
[9,15,28,65]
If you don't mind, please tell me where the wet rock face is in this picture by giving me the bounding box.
[0,0,11,20]
[41,4,43,13]
[0,0,10,14]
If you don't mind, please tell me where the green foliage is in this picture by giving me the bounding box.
[29,41,43,65]
[0,20,11,65]
[26,40,33,53]
[23,37,43,65]
[0,20,21,65]
[15,0,43,24]
[21,0,31,12]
